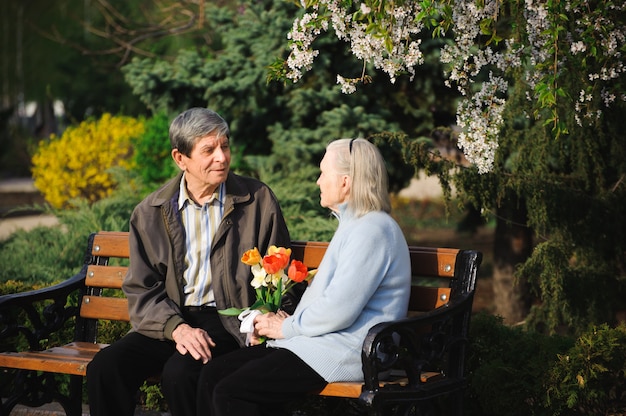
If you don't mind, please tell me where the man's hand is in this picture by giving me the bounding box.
[254,310,289,340]
[171,323,216,364]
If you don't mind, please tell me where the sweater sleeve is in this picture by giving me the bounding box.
[281,214,402,339]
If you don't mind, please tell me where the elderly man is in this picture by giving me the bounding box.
[87,108,290,416]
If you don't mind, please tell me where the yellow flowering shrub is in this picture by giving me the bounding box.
[32,114,144,208]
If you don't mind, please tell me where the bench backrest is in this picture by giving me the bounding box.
[77,232,480,342]
[290,240,478,312]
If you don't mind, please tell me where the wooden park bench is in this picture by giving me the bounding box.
[0,231,481,416]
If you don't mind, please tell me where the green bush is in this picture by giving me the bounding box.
[467,314,626,416]
[139,383,168,412]
[546,323,626,415]
[0,226,82,286]
[0,279,38,296]
[466,313,574,416]
[130,112,178,189]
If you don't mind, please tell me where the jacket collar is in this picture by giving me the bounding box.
[149,171,251,209]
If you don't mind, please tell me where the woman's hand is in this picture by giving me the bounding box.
[254,310,289,340]
[247,331,265,346]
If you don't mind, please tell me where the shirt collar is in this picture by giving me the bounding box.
[177,173,225,210]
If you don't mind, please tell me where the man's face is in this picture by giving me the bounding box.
[174,133,231,193]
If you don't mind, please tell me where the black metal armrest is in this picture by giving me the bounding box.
[0,267,87,351]
[359,291,475,405]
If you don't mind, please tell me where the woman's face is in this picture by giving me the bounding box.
[316,149,350,212]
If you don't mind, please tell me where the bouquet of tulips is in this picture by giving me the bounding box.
[219,246,316,316]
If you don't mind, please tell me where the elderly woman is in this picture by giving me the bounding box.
[197,138,411,416]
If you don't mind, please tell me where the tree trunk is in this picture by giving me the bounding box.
[1,1,8,108]
[492,198,533,324]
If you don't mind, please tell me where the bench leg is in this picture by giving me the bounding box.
[61,374,85,416]
[0,394,22,416]
[450,390,464,416]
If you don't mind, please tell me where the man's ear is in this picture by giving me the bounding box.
[171,148,186,170]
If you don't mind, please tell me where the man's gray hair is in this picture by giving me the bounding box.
[169,108,230,156]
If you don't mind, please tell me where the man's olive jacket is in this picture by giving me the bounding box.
[122,171,290,346]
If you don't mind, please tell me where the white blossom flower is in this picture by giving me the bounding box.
[570,41,587,54]
[250,264,268,289]
[337,75,357,94]
[282,0,626,174]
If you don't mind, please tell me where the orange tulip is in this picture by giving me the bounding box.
[267,245,292,258]
[241,247,262,266]
[262,254,287,274]
[288,260,308,282]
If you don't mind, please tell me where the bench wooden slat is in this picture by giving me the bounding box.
[0,353,88,376]
[409,247,458,278]
[318,381,362,397]
[290,241,327,269]
[92,231,130,258]
[0,342,106,376]
[86,265,127,289]
[410,286,452,311]
[80,296,130,321]
[317,372,441,398]
[78,287,451,322]
[60,341,108,352]
[292,242,459,279]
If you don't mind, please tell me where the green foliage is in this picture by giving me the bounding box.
[504,78,626,334]
[466,313,574,416]
[0,280,37,296]
[466,315,626,416]
[267,167,338,242]
[51,169,143,234]
[130,112,179,188]
[139,382,168,412]
[419,72,626,335]
[545,323,626,415]
[520,234,622,336]
[0,227,82,286]
[122,50,212,115]
[96,319,131,345]
[244,109,335,241]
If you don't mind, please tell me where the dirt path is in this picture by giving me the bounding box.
[0,214,58,241]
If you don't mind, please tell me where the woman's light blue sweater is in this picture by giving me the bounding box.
[268,205,411,382]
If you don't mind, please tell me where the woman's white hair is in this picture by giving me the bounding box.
[326,138,391,217]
